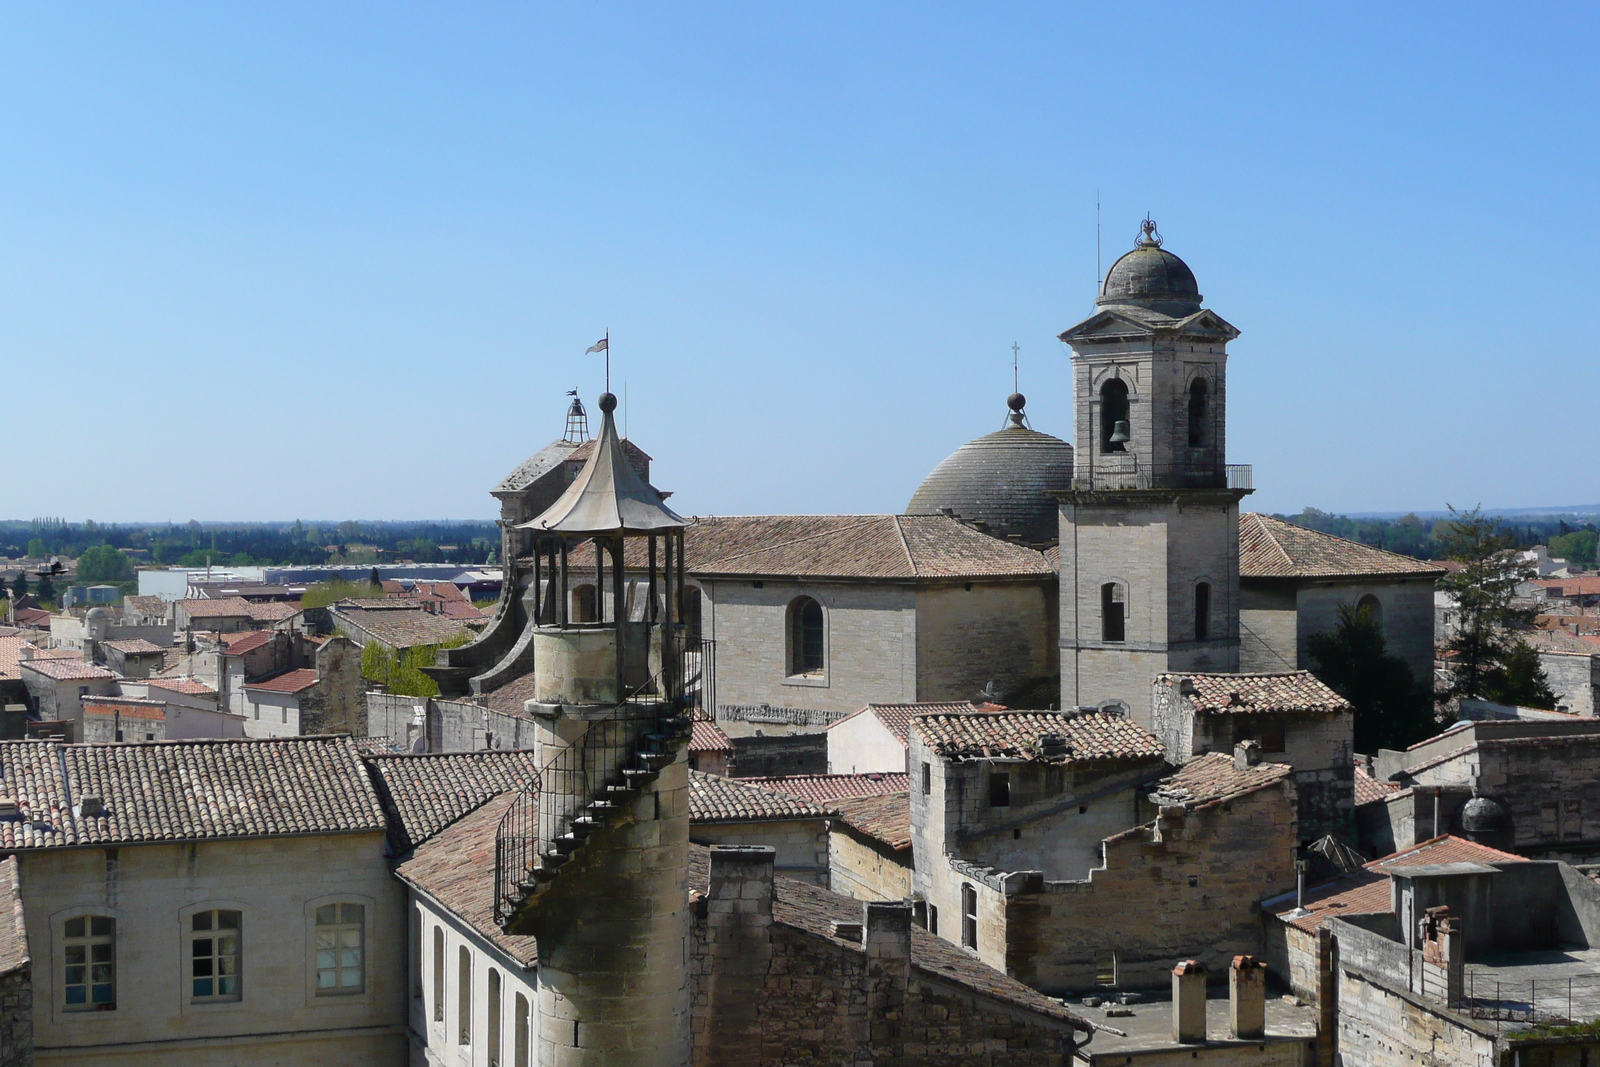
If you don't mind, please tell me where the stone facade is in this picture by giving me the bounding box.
[1537,648,1600,717]
[828,825,912,902]
[368,693,544,753]
[0,967,31,1067]
[1239,577,1437,690]
[299,637,365,736]
[409,891,537,1067]
[690,817,830,887]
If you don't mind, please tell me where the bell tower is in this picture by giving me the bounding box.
[1055,221,1252,729]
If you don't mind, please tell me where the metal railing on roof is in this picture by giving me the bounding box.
[1071,457,1252,492]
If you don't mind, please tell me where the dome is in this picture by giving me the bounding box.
[906,396,1074,546]
[1459,796,1512,834]
[1098,223,1203,317]
[85,607,110,621]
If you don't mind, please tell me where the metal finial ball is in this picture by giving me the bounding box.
[598,392,618,413]
[1007,392,1026,412]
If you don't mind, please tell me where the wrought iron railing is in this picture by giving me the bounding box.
[1462,970,1600,1030]
[1072,458,1253,491]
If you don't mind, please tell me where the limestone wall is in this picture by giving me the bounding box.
[690,818,830,887]
[828,711,908,776]
[1294,579,1436,692]
[0,966,31,1067]
[1195,711,1353,843]
[914,582,1056,706]
[1538,650,1600,717]
[828,827,911,902]
[21,833,406,1065]
[1333,968,1494,1067]
[1238,583,1299,673]
[367,693,541,754]
[409,890,537,1067]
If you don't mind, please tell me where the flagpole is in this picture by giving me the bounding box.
[605,328,611,395]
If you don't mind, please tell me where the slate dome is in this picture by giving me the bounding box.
[1098,226,1203,318]
[906,396,1073,547]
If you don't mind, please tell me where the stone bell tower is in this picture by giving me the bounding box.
[1055,220,1251,730]
[493,391,694,1067]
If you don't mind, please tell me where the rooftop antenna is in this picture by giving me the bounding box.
[1096,190,1102,291]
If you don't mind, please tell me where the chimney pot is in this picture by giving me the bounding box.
[1172,960,1207,1043]
[1229,954,1267,1040]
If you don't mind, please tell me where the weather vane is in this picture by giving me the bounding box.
[1135,216,1163,248]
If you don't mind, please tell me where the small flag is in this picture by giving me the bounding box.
[566,389,578,396]
[585,337,608,354]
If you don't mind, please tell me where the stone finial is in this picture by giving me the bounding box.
[1229,954,1267,1040]
[1234,739,1262,769]
[1171,960,1207,1044]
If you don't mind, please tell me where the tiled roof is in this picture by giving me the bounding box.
[244,668,318,694]
[102,638,166,655]
[492,439,581,495]
[27,648,82,661]
[122,595,167,618]
[331,605,470,650]
[1536,577,1600,596]
[176,597,256,618]
[1273,835,1528,932]
[147,678,217,697]
[689,719,734,753]
[0,858,26,976]
[1239,514,1447,580]
[1354,765,1401,806]
[352,736,402,755]
[1149,753,1293,810]
[0,742,74,848]
[82,698,167,721]
[0,637,23,680]
[482,671,538,718]
[914,710,1164,764]
[684,515,1054,581]
[395,792,538,966]
[363,751,539,852]
[840,701,1007,747]
[439,600,486,620]
[12,608,52,626]
[245,601,301,623]
[222,630,273,656]
[687,845,1089,1032]
[1522,629,1600,655]
[743,772,911,804]
[1160,671,1354,716]
[831,792,912,851]
[689,770,834,823]
[18,658,115,682]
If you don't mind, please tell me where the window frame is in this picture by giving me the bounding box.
[458,945,472,1046]
[487,966,502,1066]
[187,907,243,1004]
[1101,582,1127,643]
[514,992,531,1067]
[304,895,373,1003]
[1187,377,1208,448]
[1099,378,1131,453]
[988,773,1011,808]
[433,926,445,1022]
[960,884,978,950]
[1194,581,1211,642]
[784,596,828,684]
[59,911,117,1013]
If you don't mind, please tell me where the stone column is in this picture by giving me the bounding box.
[1171,960,1207,1043]
[697,846,775,1067]
[1228,955,1266,1040]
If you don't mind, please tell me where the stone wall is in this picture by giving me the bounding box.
[81,709,165,744]
[1195,711,1353,844]
[0,968,31,1067]
[691,847,1078,1067]
[828,827,911,902]
[1238,583,1299,673]
[1294,579,1437,693]
[1538,649,1600,717]
[828,711,909,776]
[690,818,830,887]
[726,734,827,778]
[914,582,1056,707]
[300,637,364,735]
[367,693,541,753]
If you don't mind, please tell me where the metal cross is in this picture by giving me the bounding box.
[1012,342,1020,393]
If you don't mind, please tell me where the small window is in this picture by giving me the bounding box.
[961,884,978,949]
[921,761,931,796]
[1101,583,1126,643]
[1095,948,1118,987]
[1100,378,1130,453]
[1258,719,1286,753]
[433,927,445,1021]
[1187,378,1208,448]
[514,992,531,1067]
[190,909,241,1001]
[1194,581,1211,642]
[314,903,365,995]
[989,774,1010,807]
[788,597,825,675]
[458,946,472,1045]
[1357,594,1384,635]
[570,584,597,624]
[63,915,116,1011]
[928,905,938,936]
[487,968,502,1066]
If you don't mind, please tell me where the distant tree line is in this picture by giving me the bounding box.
[1275,508,1598,565]
[0,520,500,568]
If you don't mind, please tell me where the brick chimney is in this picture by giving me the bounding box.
[1171,960,1207,1043]
[1229,955,1266,1040]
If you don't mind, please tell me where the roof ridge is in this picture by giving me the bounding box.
[1241,513,1297,573]
[693,517,890,567]
[890,516,919,577]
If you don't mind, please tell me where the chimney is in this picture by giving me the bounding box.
[864,900,912,976]
[76,796,104,819]
[1234,739,1262,770]
[1171,960,1207,1043]
[1228,955,1266,1040]
[707,845,774,926]
[703,847,776,1064]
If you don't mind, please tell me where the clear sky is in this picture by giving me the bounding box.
[3,3,1596,522]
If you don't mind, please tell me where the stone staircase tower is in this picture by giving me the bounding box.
[494,390,694,1067]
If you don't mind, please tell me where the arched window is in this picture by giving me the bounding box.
[681,585,703,644]
[487,968,502,1066]
[514,993,531,1067]
[1357,594,1384,635]
[1194,581,1211,641]
[63,915,116,1011]
[1188,379,1208,448]
[570,584,597,624]
[789,597,825,675]
[458,946,472,1045]
[432,927,444,1022]
[1100,379,1130,453]
[1101,582,1126,642]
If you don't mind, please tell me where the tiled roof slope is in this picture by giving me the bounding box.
[245,602,300,622]
[0,637,23,680]
[686,845,1089,1032]
[684,515,1054,580]
[1354,766,1401,806]
[147,678,217,697]
[19,659,114,681]
[743,772,911,804]
[831,792,912,851]
[689,771,834,823]
[1273,835,1527,932]
[332,605,470,649]
[63,737,387,846]
[1149,753,1292,810]
[1162,671,1353,716]
[364,751,539,852]
[848,701,1006,746]
[244,668,318,694]
[123,595,167,619]
[395,792,538,966]
[482,671,538,718]
[914,710,1164,764]
[689,719,734,753]
[0,742,75,848]
[222,630,273,655]
[102,638,166,654]
[1240,514,1447,580]
[0,858,26,976]
[177,597,256,618]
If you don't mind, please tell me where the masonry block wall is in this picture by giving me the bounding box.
[367,693,543,753]
[1197,712,1352,844]
[0,966,31,1067]
[1238,584,1300,673]
[1294,579,1436,691]
[690,818,831,887]
[829,827,911,902]
[300,637,364,736]
[991,779,1297,994]
[914,582,1057,707]
[1538,649,1600,717]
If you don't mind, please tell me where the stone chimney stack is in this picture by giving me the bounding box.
[864,901,913,976]
[1234,739,1261,770]
[1171,960,1207,1043]
[1228,955,1266,1040]
[699,847,775,1067]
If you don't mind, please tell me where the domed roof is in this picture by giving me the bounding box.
[85,606,110,620]
[1459,796,1512,834]
[1098,221,1202,318]
[906,396,1073,546]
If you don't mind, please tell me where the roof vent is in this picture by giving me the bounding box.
[832,922,864,943]
[1039,733,1070,758]
[76,796,104,818]
[0,797,17,818]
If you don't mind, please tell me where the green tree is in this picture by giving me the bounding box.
[75,545,135,583]
[1478,639,1558,709]
[1549,530,1599,567]
[10,572,26,599]
[1307,604,1438,751]
[1438,505,1552,704]
[25,538,45,559]
[35,575,54,604]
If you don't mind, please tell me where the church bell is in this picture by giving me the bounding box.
[1108,420,1131,445]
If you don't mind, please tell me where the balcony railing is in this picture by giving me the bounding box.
[1072,457,1253,492]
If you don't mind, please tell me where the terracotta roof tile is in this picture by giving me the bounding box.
[914,710,1164,764]
[1160,671,1354,716]
[82,698,167,721]
[482,672,538,718]
[0,858,26,976]
[1354,766,1401,805]
[244,668,318,694]
[684,515,1054,581]
[102,638,166,655]
[1240,514,1447,580]
[245,601,301,623]
[364,751,539,852]
[147,678,217,697]
[123,595,167,618]
[222,630,273,655]
[742,772,911,804]
[176,597,256,619]
[689,719,734,753]
[18,658,115,682]
[331,604,470,649]
[841,701,1007,747]
[0,637,24,680]
[831,792,911,851]
[0,741,77,848]
[395,792,538,966]
[1149,753,1293,810]
[689,770,834,822]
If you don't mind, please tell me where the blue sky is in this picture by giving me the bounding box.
[3,3,1596,522]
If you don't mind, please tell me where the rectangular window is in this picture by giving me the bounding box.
[921,761,931,796]
[458,946,472,1045]
[315,903,365,994]
[1101,583,1126,642]
[190,909,241,1001]
[989,773,1010,807]
[1194,582,1211,641]
[927,905,938,936]
[64,916,116,1010]
[1259,719,1286,753]
[961,884,978,949]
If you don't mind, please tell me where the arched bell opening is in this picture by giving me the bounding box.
[1100,379,1130,453]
